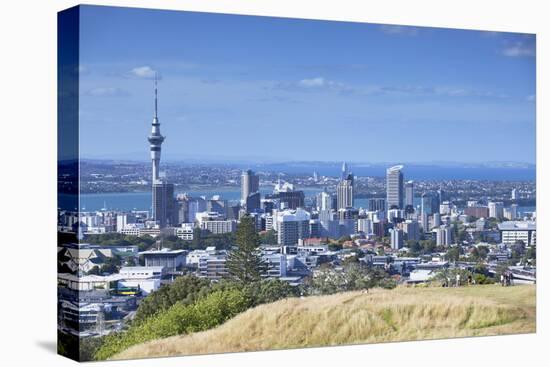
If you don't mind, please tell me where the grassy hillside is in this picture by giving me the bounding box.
[113,285,535,360]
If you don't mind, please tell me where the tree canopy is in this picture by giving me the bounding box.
[226,216,266,283]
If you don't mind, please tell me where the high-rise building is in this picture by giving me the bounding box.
[241,169,260,213]
[386,165,404,209]
[511,203,519,220]
[435,225,453,246]
[511,189,518,200]
[503,204,519,221]
[368,198,386,212]
[405,180,414,208]
[341,161,348,180]
[266,179,305,210]
[276,208,311,246]
[152,182,177,228]
[464,206,489,218]
[148,76,176,228]
[403,220,420,241]
[437,188,446,204]
[337,173,354,210]
[421,212,429,232]
[432,212,441,229]
[389,228,404,249]
[206,195,228,218]
[357,217,373,235]
[421,193,433,216]
[316,189,334,211]
[488,201,504,219]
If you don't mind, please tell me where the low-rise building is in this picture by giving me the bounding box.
[498,221,536,246]
[139,248,186,271]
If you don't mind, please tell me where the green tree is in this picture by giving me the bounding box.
[328,243,343,251]
[191,227,202,248]
[445,247,461,262]
[432,267,472,286]
[471,245,489,261]
[133,275,211,325]
[420,240,436,254]
[243,279,300,306]
[259,229,278,245]
[226,216,266,283]
[406,240,422,255]
[523,245,536,265]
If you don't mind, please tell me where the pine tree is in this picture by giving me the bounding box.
[226,215,266,283]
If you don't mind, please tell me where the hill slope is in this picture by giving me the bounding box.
[113,285,535,360]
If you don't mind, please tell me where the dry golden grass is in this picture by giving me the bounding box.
[113,284,535,360]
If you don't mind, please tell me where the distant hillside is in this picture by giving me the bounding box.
[113,285,535,360]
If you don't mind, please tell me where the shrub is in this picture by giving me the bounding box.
[133,275,211,325]
[95,289,251,360]
[243,279,301,306]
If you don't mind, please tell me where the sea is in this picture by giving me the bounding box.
[78,188,535,215]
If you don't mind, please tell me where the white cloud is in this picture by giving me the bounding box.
[85,87,129,97]
[130,65,158,79]
[502,41,535,57]
[298,77,326,88]
[379,25,419,36]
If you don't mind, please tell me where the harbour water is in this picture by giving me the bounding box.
[79,189,535,216]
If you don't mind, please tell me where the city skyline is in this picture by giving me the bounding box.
[78,6,535,164]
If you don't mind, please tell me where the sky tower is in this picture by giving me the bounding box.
[148,74,165,183]
[147,74,176,228]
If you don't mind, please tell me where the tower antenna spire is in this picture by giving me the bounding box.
[154,72,158,119]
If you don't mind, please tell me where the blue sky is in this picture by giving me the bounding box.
[77,5,536,164]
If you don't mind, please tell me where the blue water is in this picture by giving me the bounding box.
[79,187,321,211]
[78,189,535,215]
[250,163,536,181]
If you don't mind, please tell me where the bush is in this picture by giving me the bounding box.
[133,275,211,325]
[95,289,251,360]
[243,279,301,306]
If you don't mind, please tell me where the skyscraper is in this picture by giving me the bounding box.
[405,180,414,208]
[148,75,176,227]
[316,188,333,211]
[389,228,404,249]
[276,208,311,246]
[337,172,354,210]
[341,161,348,180]
[368,198,386,212]
[386,165,404,209]
[421,192,433,216]
[241,169,260,213]
[152,182,177,227]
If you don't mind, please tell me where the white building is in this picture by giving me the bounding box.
[175,223,194,240]
[263,253,287,278]
[498,221,536,246]
[116,213,137,232]
[390,228,404,249]
[276,208,311,246]
[488,201,504,219]
[357,218,373,235]
[196,211,236,234]
[435,225,452,246]
[198,255,228,280]
[186,247,217,267]
[403,220,420,241]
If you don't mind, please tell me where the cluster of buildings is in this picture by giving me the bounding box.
[58,79,537,338]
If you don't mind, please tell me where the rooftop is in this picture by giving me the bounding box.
[498,221,536,231]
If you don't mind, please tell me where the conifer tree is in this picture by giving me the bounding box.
[226,215,266,283]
